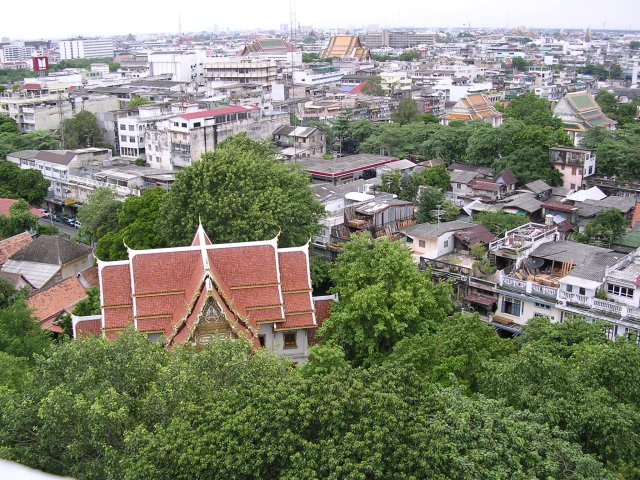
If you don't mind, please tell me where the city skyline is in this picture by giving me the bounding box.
[3,0,639,41]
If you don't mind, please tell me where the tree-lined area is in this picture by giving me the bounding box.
[0,235,637,479]
[314,94,571,185]
[76,135,324,259]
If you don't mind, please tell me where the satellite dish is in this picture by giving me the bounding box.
[525,257,544,270]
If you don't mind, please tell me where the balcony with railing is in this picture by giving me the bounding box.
[558,290,640,320]
[489,223,557,262]
[499,273,559,300]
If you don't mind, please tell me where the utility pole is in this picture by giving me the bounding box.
[58,90,65,149]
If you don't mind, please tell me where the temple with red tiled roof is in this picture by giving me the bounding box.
[76,225,321,362]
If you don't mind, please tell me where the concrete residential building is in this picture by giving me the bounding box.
[148,51,206,85]
[58,38,114,59]
[362,30,436,48]
[204,58,277,85]
[480,221,640,340]
[0,86,119,132]
[549,146,596,191]
[3,148,170,206]
[273,125,326,158]
[0,43,34,63]
[145,106,289,170]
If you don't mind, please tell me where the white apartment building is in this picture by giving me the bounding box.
[5,148,174,205]
[0,87,119,132]
[148,51,206,85]
[487,222,640,341]
[0,43,34,62]
[145,106,289,171]
[204,58,277,85]
[58,38,114,59]
[292,69,345,86]
[116,103,199,159]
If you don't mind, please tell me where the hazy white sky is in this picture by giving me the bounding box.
[5,0,639,40]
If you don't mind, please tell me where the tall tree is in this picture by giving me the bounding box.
[158,135,324,248]
[62,110,106,149]
[503,93,563,129]
[76,188,122,245]
[392,98,418,125]
[127,96,151,109]
[580,209,627,247]
[0,277,28,310]
[0,200,38,238]
[319,234,452,365]
[96,188,167,260]
[360,76,384,96]
[415,185,445,223]
[0,300,51,360]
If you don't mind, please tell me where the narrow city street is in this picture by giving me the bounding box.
[38,218,78,238]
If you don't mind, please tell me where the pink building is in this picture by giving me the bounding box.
[549,146,596,191]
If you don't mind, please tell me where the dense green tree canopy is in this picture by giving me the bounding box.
[0,300,51,360]
[596,90,640,126]
[0,200,38,238]
[474,210,528,235]
[0,325,618,480]
[392,98,419,125]
[0,161,50,204]
[0,115,20,134]
[158,135,324,248]
[510,57,530,71]
[415,185,445,223]
[96,188,166,260]
[0,278,27,311]
[581,124,640,180]
[319,234,452,365]
[127,96,151,109]
[503,92,563,129]
[77,188,122,245]
[62,110,106,149]
[576,209,627,247]
[479,317,640,476]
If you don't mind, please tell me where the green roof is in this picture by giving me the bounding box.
[7,150,39,159]
[568,92,597,111]
[615,231,640,249]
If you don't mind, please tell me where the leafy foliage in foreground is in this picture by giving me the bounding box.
[0,234,639,479]
[0,332,613,480]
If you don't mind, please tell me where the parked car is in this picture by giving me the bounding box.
[39,210,50,219]
[52,214,62,223]
[71,219,82,228]
[62,217,75,226]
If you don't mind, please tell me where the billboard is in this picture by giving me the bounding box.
[32,56,49,72]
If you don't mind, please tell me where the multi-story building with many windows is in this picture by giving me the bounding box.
[58,38,114,60]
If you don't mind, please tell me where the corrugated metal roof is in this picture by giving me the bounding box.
[1,260,60,289]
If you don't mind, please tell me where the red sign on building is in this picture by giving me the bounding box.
[32,56,49,72]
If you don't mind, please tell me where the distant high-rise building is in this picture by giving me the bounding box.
[58,38,114,60]
[0,42,34,63]
[362,30,435,48]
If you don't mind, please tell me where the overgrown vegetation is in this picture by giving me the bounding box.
[0,232,637,478]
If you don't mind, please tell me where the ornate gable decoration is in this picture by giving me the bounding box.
[192,297,235,349]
